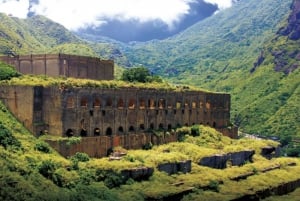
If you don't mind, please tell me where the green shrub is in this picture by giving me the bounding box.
[143,142,153,150]
[0,123,21,149]
[95,170,127,188]
[34,141,51,153]
[0,63,20,80]
[38,160,57,180]
[191,125,200,137]
[70,152,90,162]
[121,67,163,83]
[177,127,190,142]
[208,180,220,192]
[285,147,300,157]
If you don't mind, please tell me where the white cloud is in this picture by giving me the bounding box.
[29,0,196,30]
[0,0,235,30]
[203,0,234,10]
[0,0,29,18]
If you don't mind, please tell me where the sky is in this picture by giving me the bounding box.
[0,0,237,42]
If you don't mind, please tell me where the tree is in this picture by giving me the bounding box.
[121,67,162,83]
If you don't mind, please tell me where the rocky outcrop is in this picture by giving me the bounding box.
[121,167,154,181]
[277,0,300,40]
[199,150,255,169]
[272,50,299,74]
[251,51,265,73]
[232,178,300,201]
[157,160,192,175]
[229,150,255,166]
[199,154,229,169]
[261,146,281,159]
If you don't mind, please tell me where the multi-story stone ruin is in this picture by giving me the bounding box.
[0,54,114,80]
[0,54,237,157]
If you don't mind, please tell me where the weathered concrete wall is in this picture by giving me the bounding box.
[47,133,178,158]
[0,85,35,132]
[0,84,236,157]
[157,160,192,175]
[199,150,255,169]
[261,146,281,159]
[59,87,233,138]
[121,167,154,181]
[0,54,114,80]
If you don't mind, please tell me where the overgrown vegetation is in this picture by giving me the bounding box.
[0,62,20,80]
[0,122,21,149]
[0,99,299,201]
[121,66,163,83]
[121,0,299,138]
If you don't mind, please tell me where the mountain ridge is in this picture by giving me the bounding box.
[0,0,299,138]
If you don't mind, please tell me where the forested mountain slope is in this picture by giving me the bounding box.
[0,13,129,67]
[122,0,299,138]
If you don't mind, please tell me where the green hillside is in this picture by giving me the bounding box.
[121,0,299,138]
[1,88,300,200]
[0,13,129,67]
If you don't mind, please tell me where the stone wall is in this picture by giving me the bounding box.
[199,150,255,169]
[0,85,35,132]
[0,84,237,157]
[46,133,178,158]
[0,54,114,80]
[59,87,232,138]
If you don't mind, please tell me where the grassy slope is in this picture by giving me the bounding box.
[1,73,300,200]
[123,0,299,137]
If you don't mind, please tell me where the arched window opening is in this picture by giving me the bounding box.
[150,123,154,130]
[206,102,211,110]
[185,123,189,127]
[80,129,87,137]
[159,123,164,130]
[106,97,113,107]
[102,110,106,116]
[199,101,204,108]
[80,97,88,107]
[66,129,74,137]
[192,102,197,109]
[67,97,74,108]
[128,99,135,109]
[213,122,217,128]
[174,110,177,115]
[158,99,165,109]
[139,99,146,109]
[149,99,156,109]
[176,101,181,109]
[93,98,101,108]
[106,127,112,136]
[167,124,172,131]
[117,98,124,109]
[129,126,135,132]
[80,119,85,128]
[94,128,100,136]
[182,109,185,114]
[140,124,145,130]
[165,110,168,115]
[118,126,124,134]
[184,101,189,108]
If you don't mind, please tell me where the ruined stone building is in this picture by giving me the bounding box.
[0,54,114,80]
[0,54,237,157]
